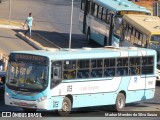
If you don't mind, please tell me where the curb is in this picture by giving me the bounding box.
[36,33,61,49]
[0,24,23,29]
[17,32,45,50]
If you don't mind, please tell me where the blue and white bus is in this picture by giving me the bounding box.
[79,0,151,46]
[5,47,156,116]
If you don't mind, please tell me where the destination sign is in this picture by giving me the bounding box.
[119,11,146,15]
[9,53,49,64]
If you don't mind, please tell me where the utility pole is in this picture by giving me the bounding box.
[69,0,74,50]
[9,0,11,24]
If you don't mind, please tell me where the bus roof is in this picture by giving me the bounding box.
[123,14,160,35]
[94,0,150,14]
[11,47,156,60]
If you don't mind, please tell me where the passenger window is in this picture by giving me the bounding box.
[91,59,103,78]
[142,56,154,75]
[51,61,62,88]
[102,8,107,22]
[129,57,141,75]
[104,58,115,77]
[98,6,103,19]
[77,60,90,79]
[63,60,77,80]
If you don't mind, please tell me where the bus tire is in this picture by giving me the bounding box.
[114,93,125,111]
[87,28,91,43]
[23,108,37,113]
[58,97,72,116]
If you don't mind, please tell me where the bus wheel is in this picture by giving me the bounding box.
[87,29,91,43]
[58,97,72,116]
[114,93,125,111]
[23,108,37,113]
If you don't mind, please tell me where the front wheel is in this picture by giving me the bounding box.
[58,97,72,116]
[114,93,126,111]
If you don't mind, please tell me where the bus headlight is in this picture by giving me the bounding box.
[5,92,11,98]
[37,96,47,102]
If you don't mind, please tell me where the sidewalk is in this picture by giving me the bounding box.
[0,18,23,29]
[0,18,59,50]
[17,32,61,50]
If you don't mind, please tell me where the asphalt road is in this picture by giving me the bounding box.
[0,0,101,48]
[0,28,35,55]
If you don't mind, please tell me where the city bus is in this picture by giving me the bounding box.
[79,0,151,46]
[120,14,160,80]
[5,47,156,116]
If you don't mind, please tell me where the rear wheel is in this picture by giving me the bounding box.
[58,97,72,116]
[114,93,126,111]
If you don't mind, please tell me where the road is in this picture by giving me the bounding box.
[0,0,160,119]
[0,0,100,48]
[0,28,35,55]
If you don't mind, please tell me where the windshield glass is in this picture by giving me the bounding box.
[7,61,48,91]
[151,35,160,43]
[113,16,122,38]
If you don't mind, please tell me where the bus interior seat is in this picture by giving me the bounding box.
[91,71,97,77]
[84,72,89,78]
[122,69,127,76]
[77,72,83,78]
[98,70,102,77]
[104,69,113,77]
[117,69,123,76]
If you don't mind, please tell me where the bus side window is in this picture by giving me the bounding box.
[81,0,85,11]
[142,35,148,47]
[98,6,103,20]
[51,61,62,88]
[93,4,98,17]
[102,8,107,22]
[106,11,111,24]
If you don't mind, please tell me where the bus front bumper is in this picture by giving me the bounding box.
[5,92,48,110]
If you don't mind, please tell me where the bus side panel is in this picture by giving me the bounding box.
[72,92,117,108]
[71,78,122,108]
[50,78,121,108]
[48,96,64,110]
[126,76,156,103]
[88,16,109,46]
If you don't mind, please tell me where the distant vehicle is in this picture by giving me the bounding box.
[120,14,160,80]
[79,0,151,46]
[0,59,6,98]
[5,47,156,116]
[0,71,6,98]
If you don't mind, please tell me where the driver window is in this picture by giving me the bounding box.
[51,61,62,88]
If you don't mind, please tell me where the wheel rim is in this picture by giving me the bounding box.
[118,97,124,109]
[62,101,69,112]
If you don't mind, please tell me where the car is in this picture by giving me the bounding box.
[0,71,6,98]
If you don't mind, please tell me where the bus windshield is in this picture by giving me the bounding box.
[6,61,48,92]
[151,35,160,43]
[113,16,122,38]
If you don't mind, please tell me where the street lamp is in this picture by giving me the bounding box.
[69,0,74,50]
